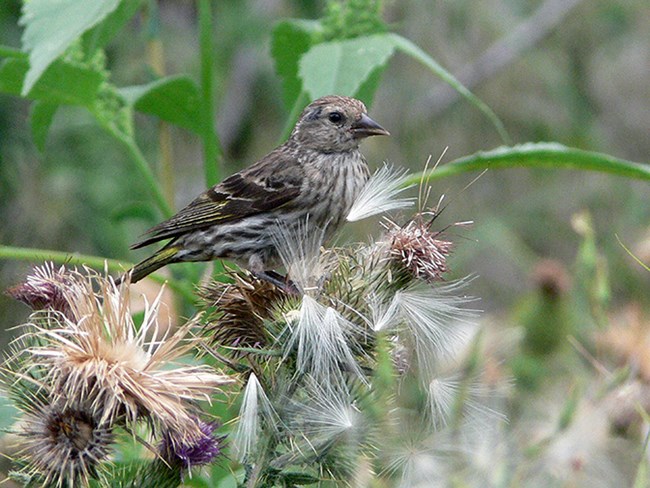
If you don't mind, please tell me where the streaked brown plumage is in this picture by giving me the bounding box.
[126,95,389,284]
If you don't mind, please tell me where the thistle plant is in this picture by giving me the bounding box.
[1,167,504,487]
[198,166,503,487]
[2,265,233,487]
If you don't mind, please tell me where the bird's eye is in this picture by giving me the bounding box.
[328,111,343,123]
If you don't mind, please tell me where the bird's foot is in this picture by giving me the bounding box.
[252,270,301,296]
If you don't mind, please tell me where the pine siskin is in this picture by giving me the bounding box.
[126,95,389,284]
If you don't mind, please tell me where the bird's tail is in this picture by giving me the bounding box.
[125,246,180,284]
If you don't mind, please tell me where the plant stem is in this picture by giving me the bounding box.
[0,245,195,302]
[403,143,650,186]
[0,245,127,273]
[146,0,176,210]
[390,34,511,145]
[118,135,174,218]
[198,0,222,187]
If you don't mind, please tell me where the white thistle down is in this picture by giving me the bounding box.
[233,373,280,462]
[427,377,461,429]
[271,218,329,294]
[282,296,365,385]
[289,380,361,448]
[366,292,401,332]
[394,282,479,378]
[347,164,415,222]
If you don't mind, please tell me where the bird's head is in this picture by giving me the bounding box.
[291,95,389,153]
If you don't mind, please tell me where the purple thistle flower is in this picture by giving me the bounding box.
[161,420,225,470]
[6,262,72,316]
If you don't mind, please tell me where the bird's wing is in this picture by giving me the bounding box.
[131,150,304,249]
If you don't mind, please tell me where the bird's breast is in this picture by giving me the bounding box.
[298,150,370,231]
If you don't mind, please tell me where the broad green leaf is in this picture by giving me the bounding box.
[30,100,58,151]
[83,0,143,53]
[271,19,321,108]
[119,75,203,134]
[403,143,650,186]
[299,34,395,100]
[353,63,385,108]
[0,57,103,105]
[19,0,121,95]
[388,33,511,144]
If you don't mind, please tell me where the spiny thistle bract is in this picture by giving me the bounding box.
[197,165,505,486]
[2,266,233,487]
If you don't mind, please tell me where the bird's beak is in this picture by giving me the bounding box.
[351,113,390,138]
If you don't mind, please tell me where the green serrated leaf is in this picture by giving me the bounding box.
[119,75,203,134]
[271,19,321,108]
[19,0,121,95]
[299,33,394,100]
[0,57,103,105]
[30,100,58,151]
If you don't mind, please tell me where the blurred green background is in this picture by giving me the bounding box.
[1,0,648,337]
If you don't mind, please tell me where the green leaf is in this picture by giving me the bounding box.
[271,19,321,108]
[387,33,511,144]
[403,143,650,186]
[83,0,143,52]
[353,63,385,108]
[19,0,121,95]
[0,57,103,105]
[299,33,394,100]
[30,100,58,151]
[119,75,204,134]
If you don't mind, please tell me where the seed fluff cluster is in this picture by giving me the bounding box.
[2,265,233,488]
[198,165,506,486]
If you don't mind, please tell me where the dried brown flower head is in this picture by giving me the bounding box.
[385,213,454,283]
[13,266,234,447]
[199,271,290,354]
[6,262,73,317]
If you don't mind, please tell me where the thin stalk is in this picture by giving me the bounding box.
[146,0,176,209]
[403,143,650,187]
[0,245,195,303]
[117,135,174,218]
[198,0,222,187]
